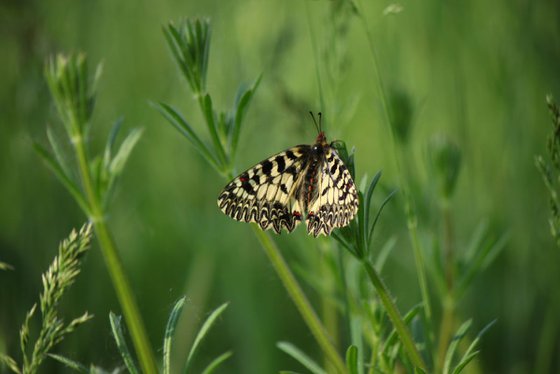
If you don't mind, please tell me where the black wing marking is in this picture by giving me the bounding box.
[306,146,359,237]
[217,145,310,233]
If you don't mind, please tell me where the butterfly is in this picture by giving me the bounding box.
[217,113,359,237]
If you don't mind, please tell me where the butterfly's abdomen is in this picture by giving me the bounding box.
[300,144,325,212]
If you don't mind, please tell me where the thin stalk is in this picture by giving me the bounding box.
[361,260,426,371]
[73,138,158,374]
[354,0,434,351]
[436,201,456,372]
[322,250,339,374]
[252,227,347,374]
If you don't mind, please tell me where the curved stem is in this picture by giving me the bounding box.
[74,139,158,374]
[252,227,347,374]
[361,260,426,371]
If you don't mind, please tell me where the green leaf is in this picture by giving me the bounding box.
[381,304,421,357]
[364,171,382,232]
[153,101,220,170]
[201,94,227,166]
[109,127,143,176]
[109,312,139,374]
[443,319,472,374]
[230,74,262,157]
[374,236,397,272]
[200,351,233,374]
[163,296,186,374]
[451,320,496,374]
[368,189,397,248]
[46,125,73,181]
[277,342,327,374]
[34,142,90,215]
[48,354,89,373]
[104,117,124,168]
[184,302,229,373]
[346,345,359,374]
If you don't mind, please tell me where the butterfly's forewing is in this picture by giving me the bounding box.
[217,145,311,234]
[306,146,359,237]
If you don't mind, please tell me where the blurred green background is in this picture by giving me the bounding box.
[1,0,559,372]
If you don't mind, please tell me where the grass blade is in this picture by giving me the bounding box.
[368,189,397,248]
[184,302,229,373]
[109,312,139,374]
[200,94,227,166]
[163,296,186,374]
[48,354,89,373]
[277,341,327,374]
[109,127,143,176]
[230,74,261,157]
[34,142,90,215]
[363,171,382,235]
[346,345,359,374]
[443,319,472,374]
[153,101,220,170]
[200,351,233,374]
[451,320,496,374]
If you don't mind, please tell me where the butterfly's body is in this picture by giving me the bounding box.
[218,131,358,237]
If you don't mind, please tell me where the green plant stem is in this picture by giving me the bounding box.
[361,260,426,371]
[355,0,434,354]
[73,137,158,374]
[252,226,347,374]
[436,296,455,373]
[436,201,456,372]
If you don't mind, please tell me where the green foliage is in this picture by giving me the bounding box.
[536,96,560,247]
[0,225,93,374]
[40,52,157,373]
[2,1,559,373]
[108,299,230,374]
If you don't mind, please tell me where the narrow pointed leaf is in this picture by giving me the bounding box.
[48,354,89,373]
[153,102,220,169]
[201,94,227,166]
[346,345,358,374]
[451,352,479,374]
[277,342,327,374]
[34,142,90,215]
[374,236,397,271]
[104,117,124,166]
[443,319,472,374]
[200,351,233,374]
[381,304,421,356]
[230,74,261,157]
[184,302,229,373]
[364,171,382,233]
[368,189,397,248]
[109,127,143,176]
[452,320,496,374]
[109,313,139,374]
[163,296,186,374]
[46,126,73,180]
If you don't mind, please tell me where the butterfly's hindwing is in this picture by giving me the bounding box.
[305,146,359,237]
[217,146,311,234]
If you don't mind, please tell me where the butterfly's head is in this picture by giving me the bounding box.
[315,131,328,146]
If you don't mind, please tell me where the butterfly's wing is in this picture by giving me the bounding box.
[217,145,311,234]
[306,146,359,237]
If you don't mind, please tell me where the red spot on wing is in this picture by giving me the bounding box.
[240,176,249,182]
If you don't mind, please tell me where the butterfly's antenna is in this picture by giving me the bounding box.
[309,111,321,134]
